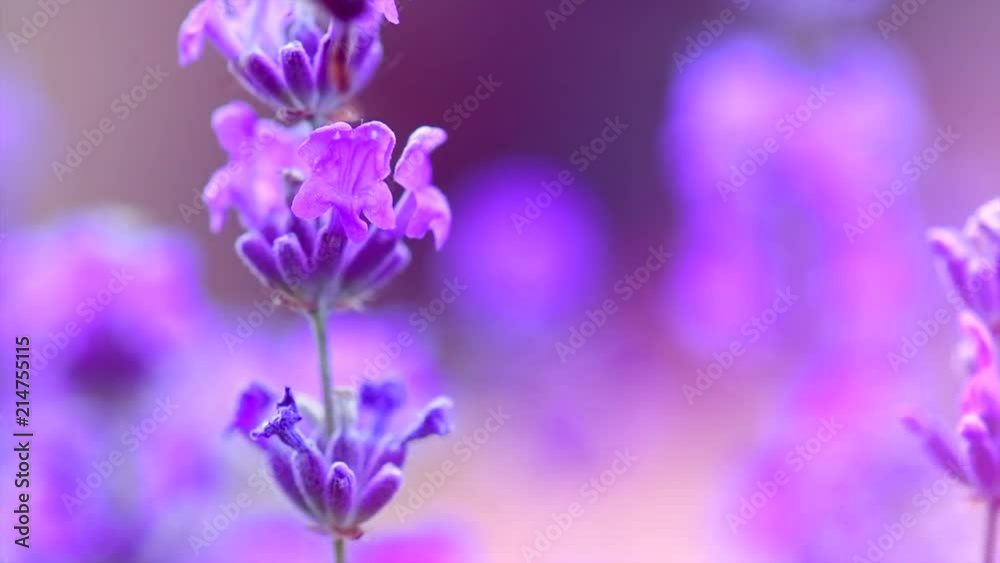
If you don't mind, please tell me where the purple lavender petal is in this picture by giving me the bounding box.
[394,127,444,190]
[313,27,336,99]
[361,379,406,436]
[205,102,304,232]
[289,216,318,259]
[927,227,973,307]
[373,0,399,24]
[178,0,240,66]
[902,414,969,484]
[212,100,258,154]
[229,383,276,435]
[291,20,322,57]
[203,102,257,231]
[236,233,285,289]
[292,122,397,241]
[330,430,363,469]
[396,187,451,250]
[343,229,395,270]
[341,230,399,285]
[364,440,405,482]
[280,42,316,108]
[969,261,997,317]
[353,463,403,524]
[294,449,330,517]
[269,450,317,517]
[960,310,996,374]
[343,22,384,97]
[402,397,453,445]
[252,388,310,451]
[960,414,998,490]
[361,379,406,413]
[339,234,411,306]
[238,52,294,108]
[974,199,1000,244]
[362,244,411,294]
[326,461,356,523]
[274,233,312,287]
[394,127,450,248]
[313,218,348,277]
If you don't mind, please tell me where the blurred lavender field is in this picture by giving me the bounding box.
[3,0,1000,562]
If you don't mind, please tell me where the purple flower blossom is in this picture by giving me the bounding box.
[232,382,452,539]
[179,0,396,121]
[15,393,220,563]
[928,198,1000,334]
[434,158,606,329]
[905,310,1000,501]
[292,121,451,247]
[202,102,450,312]
[1,209,205,400]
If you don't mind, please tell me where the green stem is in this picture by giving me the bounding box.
[309,308,335,437]
[335,538,346,563]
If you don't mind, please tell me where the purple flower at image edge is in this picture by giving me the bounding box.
[904,310,1000,499]
[1,209,206,401]
[178,0,398,121]
[904,199,1000,562]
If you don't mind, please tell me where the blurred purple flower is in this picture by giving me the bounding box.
[665,36,925,218]
[231,381,451,540]
[18,395,219,563]
[435,158,608,329]
[662,36,930,356]
[928,198,1000,334]
[905,311,1000,501]
[721,354,964,562]
[202,102,450,313]
[1,209,205,400]
[179,0,396,121]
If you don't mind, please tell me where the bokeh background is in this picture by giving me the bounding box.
[2,0,1000,561]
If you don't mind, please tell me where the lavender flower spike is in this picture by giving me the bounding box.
[201,104,450,313]
[903,311,1000,501]
[234,382,452,539]
[928,198,1000,333]
[179,0,396,122]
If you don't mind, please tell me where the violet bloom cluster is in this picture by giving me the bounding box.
[231,381,451,539]
[928,199,1000,335]
[203,100,450,313]
[180,0,397,121]
[908,200,1000,503]
[905,311,1000,500]
[1,210,203,400]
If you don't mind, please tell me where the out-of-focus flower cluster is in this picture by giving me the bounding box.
[908,199,1000,506]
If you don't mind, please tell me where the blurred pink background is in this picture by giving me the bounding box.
[4,0,1000,561]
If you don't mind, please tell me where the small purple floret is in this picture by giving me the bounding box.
[201,104,450,313]
[233,381,452,539]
